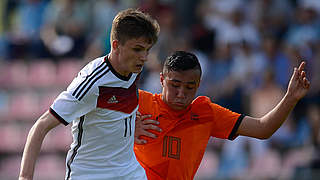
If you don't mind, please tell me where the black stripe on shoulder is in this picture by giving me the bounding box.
[49,108,69,126]
[72,61,107,98]
[78,68,110,101]
[66,115,85,180]
[74,62,107,99]
[228,114,245,140]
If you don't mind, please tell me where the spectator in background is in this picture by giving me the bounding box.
[84,0,126,60]
[201,0,260,50]
[218,7,260,48]
[261,34,292,88]
[218,69,285,179]
[40,0,90,58]
[246,69,286,179]
[139,0,169,20]
[285,5,319,86]
[249,0,293,40]
[150,6,180,63]
[308,45,320,103]
[1,0,49,59]
[286,6,320,49]
[200,43,243,113]
[139,52,163,94]
[230,40,267,93]
[308,104,320,170]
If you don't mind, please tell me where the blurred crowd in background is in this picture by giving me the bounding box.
[0,0,320,179]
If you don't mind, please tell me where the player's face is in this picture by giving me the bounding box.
[161,69,201,110]
[116,37,153,76]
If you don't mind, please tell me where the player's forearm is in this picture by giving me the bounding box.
[19,119,50,179]
[260,92,299,138]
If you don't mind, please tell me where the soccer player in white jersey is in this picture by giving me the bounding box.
[19,8,160,180]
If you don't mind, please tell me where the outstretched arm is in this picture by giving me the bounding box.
[237,61,310,139]
[19,111,61,180]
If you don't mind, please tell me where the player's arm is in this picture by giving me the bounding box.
[19,111,61,180]
[237,61,310,139]
[135,112,162,144]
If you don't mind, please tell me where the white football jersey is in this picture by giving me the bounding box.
[50,55,146,180]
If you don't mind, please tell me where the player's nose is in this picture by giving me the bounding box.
[140,51,148,62]
[176,88,186,98]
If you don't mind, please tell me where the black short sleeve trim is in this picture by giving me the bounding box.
[49,108,69,126]
[228,114,245,140]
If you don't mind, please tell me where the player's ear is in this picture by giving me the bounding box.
[197,78,201,88]
[160,72,164,87]
[112,40,119,55]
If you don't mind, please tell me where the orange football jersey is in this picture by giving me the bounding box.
[134,90,244,180]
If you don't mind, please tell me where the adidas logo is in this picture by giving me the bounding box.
[107,95,119,103]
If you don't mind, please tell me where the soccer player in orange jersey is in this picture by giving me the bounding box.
[134,51,310,180]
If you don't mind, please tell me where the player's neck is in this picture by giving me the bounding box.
[108,52,130,77]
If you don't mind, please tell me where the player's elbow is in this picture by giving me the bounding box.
[255,130,274,140]
[256,120,275,139]
[256,133,271,140]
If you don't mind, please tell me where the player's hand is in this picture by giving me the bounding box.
[135,112,162,144]
[286,61,310,101]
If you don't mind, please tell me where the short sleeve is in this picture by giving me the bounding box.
[138,90,154,114]
[210,103,244,140]
[50,68,98,125]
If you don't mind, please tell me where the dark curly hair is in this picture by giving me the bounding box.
[163,51,202,78]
